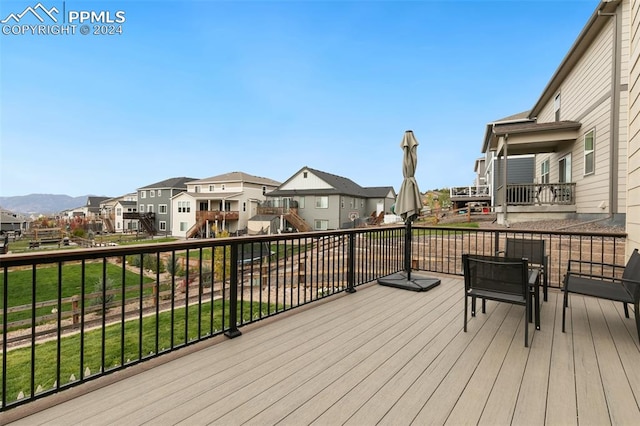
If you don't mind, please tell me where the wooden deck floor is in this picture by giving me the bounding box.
[4,274,640,425]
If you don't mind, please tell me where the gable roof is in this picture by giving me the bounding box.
[269,167,392,199]
[188,171,281,187]
[139,177,198,190]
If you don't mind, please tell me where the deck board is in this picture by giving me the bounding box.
[4,274,640,426]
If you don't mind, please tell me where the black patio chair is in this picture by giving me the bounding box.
[463,254,538,347]
[500,238,549,301]
[562,248,640,342]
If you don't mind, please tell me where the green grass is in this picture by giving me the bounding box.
[2,299,281,402]
[1,263,154,327]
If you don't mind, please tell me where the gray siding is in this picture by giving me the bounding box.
[493,156,535,201]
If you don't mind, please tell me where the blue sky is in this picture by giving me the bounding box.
[0,0,598,198]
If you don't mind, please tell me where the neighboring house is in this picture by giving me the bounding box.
[113,200,138,233]
[0,209,27,234]
[130,177,198,235]
[83,196,110,220]
[171,172,281,238]
[482,0,630,225]
[99,193,137,233]
[628,0,639,256]
[260,167,396,231]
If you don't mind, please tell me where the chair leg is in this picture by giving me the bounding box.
[623,303,629,319]
[543,270,548,302]
[482,298,486,314]
[471,296,476,317]
[524,299,529,348]
[562,289,568,333]
[634,302,639,344]
[464,295,468,332]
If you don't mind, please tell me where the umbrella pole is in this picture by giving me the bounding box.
[405,219,412,280]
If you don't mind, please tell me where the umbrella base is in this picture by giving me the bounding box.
[377,272,441,292]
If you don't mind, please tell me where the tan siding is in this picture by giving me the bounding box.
[628,0,640,255]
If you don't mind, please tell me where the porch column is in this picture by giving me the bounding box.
[502,134,509,225]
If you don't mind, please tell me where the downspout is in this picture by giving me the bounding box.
[502,134,509,227]
[598,8,620,216]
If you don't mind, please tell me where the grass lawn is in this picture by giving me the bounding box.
[2,299,281,403]
[1,262,154,328]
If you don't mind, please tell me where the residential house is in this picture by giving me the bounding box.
[99,193,136,233]
[628,0,639,256]
[171,172,281,238]
[131,177,197,235]
[113,200,138,233]
[482,0,630,225]
[260,167,396,231]
[0,209,27,234]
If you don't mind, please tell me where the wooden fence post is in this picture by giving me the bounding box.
[72,295,79,325]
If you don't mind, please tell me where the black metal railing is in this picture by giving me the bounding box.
[0,227,404,411]
[0,224,628,411]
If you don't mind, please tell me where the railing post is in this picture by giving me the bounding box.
[494,230,501,255]
[72,295,79,325]
[225,242,242,338]
[346,232,356,293]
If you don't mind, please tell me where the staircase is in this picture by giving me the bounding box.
[103,217,115,233]
[284,210,312,232]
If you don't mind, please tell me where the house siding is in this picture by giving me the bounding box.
[534,4,629,216]
[628,0,640,255]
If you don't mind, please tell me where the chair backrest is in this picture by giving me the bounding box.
[622,249,640,299]
[463,254,529,300]
[504,238,545,266]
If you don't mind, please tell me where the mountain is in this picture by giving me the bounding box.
[0,194,94,215]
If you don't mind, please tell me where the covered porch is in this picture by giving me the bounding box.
[485,120,581,225]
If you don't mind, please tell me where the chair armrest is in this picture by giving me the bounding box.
[565,271,640,291]
[528,269,539,285]
[567,258,626,271]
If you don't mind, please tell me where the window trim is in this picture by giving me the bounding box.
[584,129,595,176]
[540,159,550,184]
[316,196,329,209]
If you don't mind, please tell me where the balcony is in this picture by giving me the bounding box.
[2,226,637,424]
[195,210,240,222]
[495,182,577,224]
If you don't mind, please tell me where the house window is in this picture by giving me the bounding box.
[209,185,215,191]
[178,201,191,213]
[584,129,595,175]
[554,93,561,121]
[262,186,266,195]
[157,189,161,196]
[180,222,187,232]
[140,191,146,199]
[195,186,201,193]
[150,190,155,198]
[243,202,246,212]
[159,221,167,231]
[140,205,145,213]
[303,172,308,178]
[341,198,345,209]
[299,197,305,209]
[314,219,329,231]
[558,154,571,183]
[159,204,167,214]
[541,159,550,184]
[116,208,122,216]
[221,184,226,191]
[147,205,154,213]
[316,196,329,209]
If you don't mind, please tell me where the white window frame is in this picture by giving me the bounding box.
[314,219,329,231]
[180,222,188,232]
[140,191,146,199]
[159,204,167,214]
[554,93,561,122]
[139,204,145,213]
[584,129,595,176]
[150,190,155,198]
[159,221,167,231]
[195,185,201,193]
[299,196,305,209]
[540,159,550,184]
[316,196,328,209]
[558,154,571,183]
[157,189,162,196]
[209,185,215,192]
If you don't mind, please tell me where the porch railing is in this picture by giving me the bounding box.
[0,225,627,411]
[496,182,576,206]
[450,185,491,198]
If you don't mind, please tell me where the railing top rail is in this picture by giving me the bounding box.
[411,224,626,238]
[0,226,408,267]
